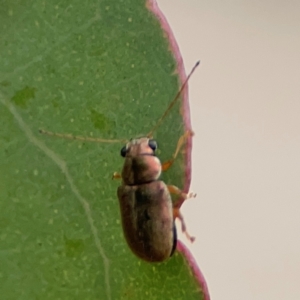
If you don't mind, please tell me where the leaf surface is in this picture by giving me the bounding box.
[0,1,208,299]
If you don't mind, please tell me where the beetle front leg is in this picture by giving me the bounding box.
[167,184,196,242]
[162,130,194,171]
[112,172,122,180]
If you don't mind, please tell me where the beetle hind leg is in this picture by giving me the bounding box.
[167,184,196,243]
[173,207,195,243]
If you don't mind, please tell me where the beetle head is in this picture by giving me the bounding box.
[120,137,157,158]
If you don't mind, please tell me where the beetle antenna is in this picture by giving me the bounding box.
[39,129,127,143]
[147,60,200,137]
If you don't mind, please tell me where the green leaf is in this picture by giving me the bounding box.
[0,0,208,299]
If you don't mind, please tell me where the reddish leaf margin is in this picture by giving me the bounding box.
[147,1,210,299]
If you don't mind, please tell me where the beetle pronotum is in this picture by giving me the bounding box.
[40,61,200,262]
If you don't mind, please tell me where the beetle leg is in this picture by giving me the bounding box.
[173,207,195,242]
[167,184,197,201]
[167,184,196,242]
[112,172,122,180]
[161,130,194,171]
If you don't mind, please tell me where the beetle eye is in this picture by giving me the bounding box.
[120,146,127,157]
[148,139,157,151]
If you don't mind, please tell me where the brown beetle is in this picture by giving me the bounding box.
[40,61,199,262]
[114,132,196,262]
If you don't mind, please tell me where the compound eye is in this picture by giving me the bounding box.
[120,146,127,157]
[148,139,157,151]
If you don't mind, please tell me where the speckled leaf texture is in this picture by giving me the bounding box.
[0,0,209,299]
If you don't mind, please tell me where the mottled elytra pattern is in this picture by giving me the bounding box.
[118,180,174,262]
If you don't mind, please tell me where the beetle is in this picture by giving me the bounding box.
[40,61,200,262]
[115,132,196,262]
